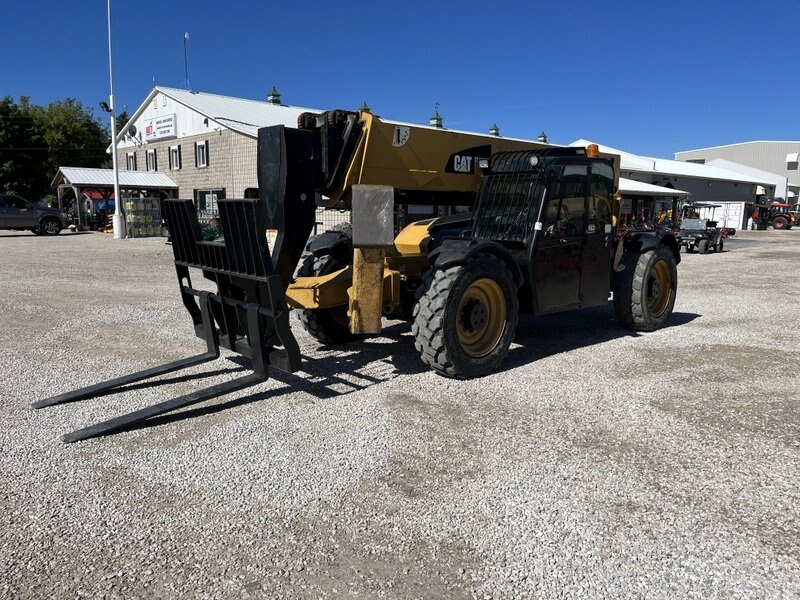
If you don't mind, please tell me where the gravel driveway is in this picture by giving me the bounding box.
[1,229,798,599]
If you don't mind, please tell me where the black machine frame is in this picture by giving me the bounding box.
[33,127,318,442]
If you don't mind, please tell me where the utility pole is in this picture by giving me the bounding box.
[106,0,125,239]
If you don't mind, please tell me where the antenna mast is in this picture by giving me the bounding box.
[183,32,191,90]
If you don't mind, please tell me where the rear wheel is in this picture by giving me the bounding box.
[296,253,355,344]
[40,218,62,236]
[773,216,789,230]
[613,246,677,332]
[412,253,518,378]
[698,239,709,254]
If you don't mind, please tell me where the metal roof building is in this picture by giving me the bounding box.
[571,140,773,187]
[619,177,689,197]
[117,87,320,142]
[675,141,800,200]
[111,87,323,210]
[704,159,789,199]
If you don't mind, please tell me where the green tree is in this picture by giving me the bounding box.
[0,96,109,200]
[0,96,46,198]
[98,110,129,169]
[115,110,129,132]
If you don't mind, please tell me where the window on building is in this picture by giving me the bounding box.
[146,149,157,172]
[126,152,137,171]
[195,140,209,168]
[686,159,705,164]
[169,145,182,170]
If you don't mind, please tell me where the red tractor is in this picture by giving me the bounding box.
[768,202,798,230]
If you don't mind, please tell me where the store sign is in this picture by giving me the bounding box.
[144,113,177,141]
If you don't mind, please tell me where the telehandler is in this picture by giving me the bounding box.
[34,108,680,441]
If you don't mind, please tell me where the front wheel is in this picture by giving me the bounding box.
[40,218,62,236]
[412,253,518,378]
[295,253,355,344]
[613,246,677,332]
[716,239,724,253]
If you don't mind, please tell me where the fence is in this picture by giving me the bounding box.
[170,203,352,237]
[314,208,351,233]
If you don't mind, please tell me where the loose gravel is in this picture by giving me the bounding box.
[1,229,798,599]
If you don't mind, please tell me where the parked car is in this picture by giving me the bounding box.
[678,218,724,254]
[0,194,67,235]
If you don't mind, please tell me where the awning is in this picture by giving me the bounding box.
[51,166,178,190]
[786,153,799,163]
[50,166,179,228]
[619,177,690,197]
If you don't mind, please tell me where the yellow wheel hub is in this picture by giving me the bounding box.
[456,278,506,358]
[647,260,672,317]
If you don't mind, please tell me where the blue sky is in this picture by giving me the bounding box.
[3,0,799,158]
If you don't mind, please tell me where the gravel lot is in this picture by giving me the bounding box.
[1,228,798,599]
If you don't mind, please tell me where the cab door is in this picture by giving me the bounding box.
[532,164,587,312]
[580,161,616,307]
[7,196,37,228]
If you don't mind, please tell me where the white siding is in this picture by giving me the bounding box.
[676,142,800,193]
[119,92,225,149]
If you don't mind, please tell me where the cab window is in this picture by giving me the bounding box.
[544,164,587,237]
[589,161,614,233]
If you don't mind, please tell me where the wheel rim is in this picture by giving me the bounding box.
[646,260,672,317]
[43,220,58,234]
[456,278,506,358]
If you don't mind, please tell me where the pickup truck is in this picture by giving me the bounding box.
[0,193,66,235]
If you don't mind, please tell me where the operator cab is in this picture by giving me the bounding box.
[471,147,616,315]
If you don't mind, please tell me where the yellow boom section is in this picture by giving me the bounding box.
[327,111,552,207]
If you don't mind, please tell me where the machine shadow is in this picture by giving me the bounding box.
[117,309,699,436]
[504,307,700,369]
[111,321,426,435]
